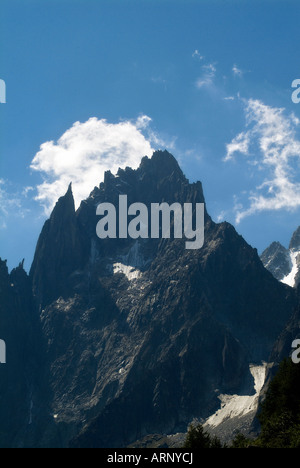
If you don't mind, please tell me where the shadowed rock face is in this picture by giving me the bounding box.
[0,151,297,448]
[0,260,45,448]
[257,286,300,425]
[260,242,291,281]
[30,183,88,308]
[268,285,300,366]
[290,227,300,252]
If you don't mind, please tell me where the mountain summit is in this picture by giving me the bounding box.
[0,150,297,448]
[261,227,300,288]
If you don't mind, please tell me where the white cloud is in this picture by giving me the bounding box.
[0,180,24,229]
[192,50,205,61]
[232,64,243,78]
[196,63,217,89]
[225,99,300,223]
[225,132,251,161]
[22,186,35,198]
[216,210,227,223]
[30,116,170,215]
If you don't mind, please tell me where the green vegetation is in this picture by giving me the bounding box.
[232,358,300,448]
[255,358,300,448]
[184,358,300,449]
[183,424,224,449]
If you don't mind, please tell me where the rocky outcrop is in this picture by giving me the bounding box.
[290,227,300,252]
[30,184,88,308]
[0,259,44,447]
[260,242,291,282]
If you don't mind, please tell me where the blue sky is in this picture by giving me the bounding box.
[1,0,300,271]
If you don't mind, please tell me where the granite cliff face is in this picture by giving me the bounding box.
[30,183,88,308]
[0,151,297,447]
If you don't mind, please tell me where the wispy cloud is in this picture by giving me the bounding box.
[232,64,243,78]
[30,116,173,215]
[225,99,300,223]
[151,76,167,87]
[0,180,26,229]
[196,63,217,89]
[216,210,228,223]
[225,131,251,161]
[192,49,205,61]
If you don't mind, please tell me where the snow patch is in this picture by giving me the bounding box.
[205,363,267,429]
[111,241,150,281]
[113,263,142,281]
[282,250,300,287]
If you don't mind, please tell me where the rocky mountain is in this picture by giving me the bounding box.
[261,227,300,288]
[0,260,46,448]
[255,285,300,439]
[0,150,297,448]
[267,284,300,369]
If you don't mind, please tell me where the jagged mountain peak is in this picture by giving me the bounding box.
[50,182,75,221]
[0,258,8,275]
[260,242,290,280]
[91,150,188,202]
[290,226,300,252]
[30,182,86,307]
[139,150,184,178]
[261,226,300,288]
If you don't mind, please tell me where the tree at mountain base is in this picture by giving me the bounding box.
[183,424,224,449]
[231,358,300,448]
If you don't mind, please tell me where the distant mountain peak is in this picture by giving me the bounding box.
[290,226,300,252]
[261,226,300,288]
